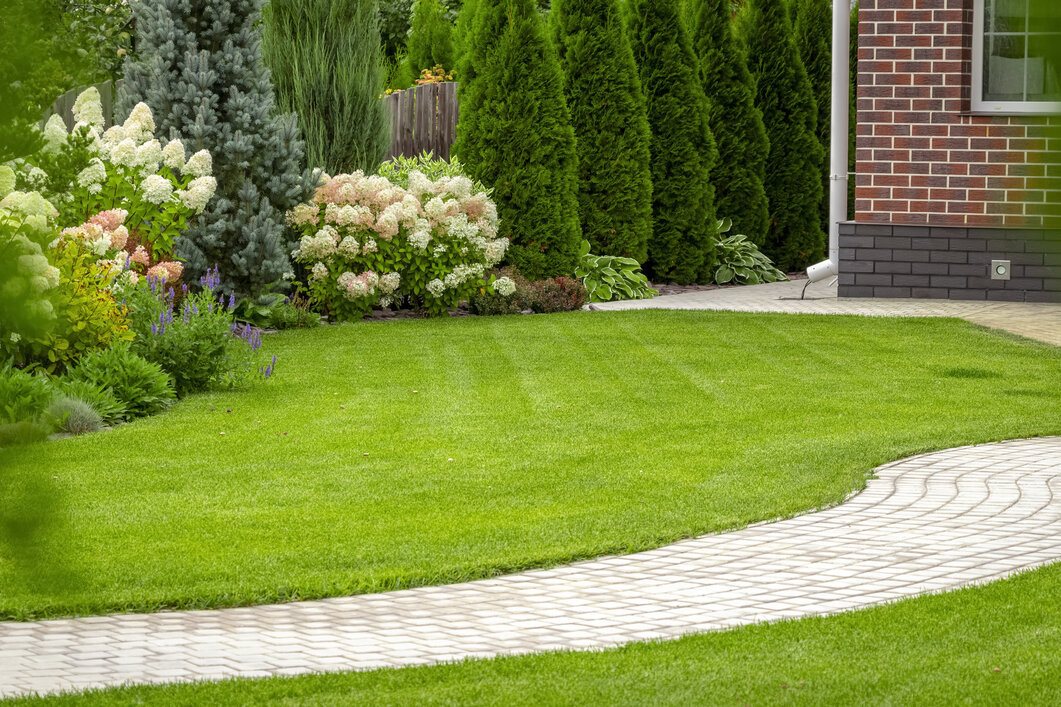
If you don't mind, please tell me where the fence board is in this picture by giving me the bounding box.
[384,82,459,161]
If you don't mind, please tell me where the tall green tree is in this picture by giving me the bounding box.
[794,0,832,236]
[408,0,455,73]
[739,0,824,271]
[122,0,316,295]
[628,0,718,284]
[552,0,653,261]
[455,0,582,279]
[687,0,769,246]
[263,0,390,174]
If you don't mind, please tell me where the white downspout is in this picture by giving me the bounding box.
[806,0,851,283]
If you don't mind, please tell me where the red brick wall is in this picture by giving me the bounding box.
[855,0,1061,228]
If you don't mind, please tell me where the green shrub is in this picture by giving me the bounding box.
[576,240,657,303]
[739,0,825,271]
[47,396,103,436]
[469,269,533,315]
[10,238,132,374]
[67,344,175,420]
[0,421,50,447]
[376,152,490,193]
[687,0,770,246]
[234,292,321,330]
[128,276,270,396]
[712,219,787,286]
[408,0,455,73]
[628,0,718,284]
[55,379,126,425]
[455,0,583,280]
[527,276,587,313]
[263,0,390,174]
[552,0,653,262]
[0,367,53,426]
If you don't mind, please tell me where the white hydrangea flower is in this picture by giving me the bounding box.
[122,103,156,141]
[72,88,105,128]
[162,139,186,170]
[177,176,217,213]
[409,228,431,251]
[362,238,378,254]
[426,278,445,297]
[493,276,516,297]
[407,170,432,197]
[379,272,401,294]
[183,149,213,177]
[136,139,163,172]
[484,238,509,266]
[76,158,107,189]
[110,138,138,167]
[310,262,329,281]
[141,174,174,204]
[101,124,126,145]
[42,115,68,154]
[338,236,360,257]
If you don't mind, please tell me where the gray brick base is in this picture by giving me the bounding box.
[838,222,1061,302]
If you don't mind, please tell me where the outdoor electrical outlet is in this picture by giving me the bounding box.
[990,260,1011,281]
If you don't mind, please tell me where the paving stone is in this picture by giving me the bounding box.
[0,439,1058,698]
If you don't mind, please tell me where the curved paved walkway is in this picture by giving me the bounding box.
[589,279,1061,346]
[2,438,1059,698]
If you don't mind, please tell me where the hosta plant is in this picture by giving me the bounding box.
[575,240,657,303]
[712,218,788,286]
[289,170,507,319]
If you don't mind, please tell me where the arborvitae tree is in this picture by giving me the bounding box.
[794,0,832,236]
[122,0,315,295]
[688,0,770,246]
[552,0,653,261]
[263,0,390,174]
[408,0,455,73]
[739,0,824,272]
[455,0,582,279]
[628,0,718,284]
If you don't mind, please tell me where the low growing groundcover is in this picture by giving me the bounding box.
[1,310,1059,620]
[15,562,1061,705]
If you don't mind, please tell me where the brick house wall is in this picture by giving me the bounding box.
[840,0,1060,302]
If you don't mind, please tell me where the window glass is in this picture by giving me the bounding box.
[979,0,1061,107]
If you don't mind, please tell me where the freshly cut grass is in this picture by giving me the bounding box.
[0,311,1058,620]
[15,563,1061,705]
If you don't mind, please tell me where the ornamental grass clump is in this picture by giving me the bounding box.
[289,170,507,319]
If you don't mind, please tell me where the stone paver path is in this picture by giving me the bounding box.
[2,438,1059,698]
[590,279,1061,346]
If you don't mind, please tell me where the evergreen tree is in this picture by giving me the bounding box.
[688,0,769,246]
[552,0,653,261]
[263,0,390,174]
[408,0,455,73]
[794,0,832,236]
[739,0,824,271]
[122,0,315,295]
[628,0,718,284]
[455,0,582,279]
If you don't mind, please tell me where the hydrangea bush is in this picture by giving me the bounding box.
[289,170,508,319]
[19,88,217,260]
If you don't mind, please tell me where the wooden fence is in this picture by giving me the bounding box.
[47,79,461,163]
[384,82,459,161]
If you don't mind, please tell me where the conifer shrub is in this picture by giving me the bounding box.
[455,0,582,280]
[121,0,316,296]
[794,0,833,235]
[263,0,390,175]
[408,0,456,73]
[739,0,825,272]
[688,0,770,246]
[628,0,718,284]
[552,0,653,262]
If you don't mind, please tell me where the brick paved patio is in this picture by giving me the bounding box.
[1,438,1058,698]
[589,279,1061,346]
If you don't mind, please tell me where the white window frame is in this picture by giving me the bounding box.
[971,0,1061,114]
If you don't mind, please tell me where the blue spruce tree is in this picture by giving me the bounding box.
[121,0,316,295]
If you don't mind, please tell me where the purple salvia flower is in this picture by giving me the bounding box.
[228,293,236,311]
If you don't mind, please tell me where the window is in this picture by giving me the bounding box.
[972,0,1061,113]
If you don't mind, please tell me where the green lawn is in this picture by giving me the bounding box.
[15,562,1061,705]
[1,311,1059,620]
